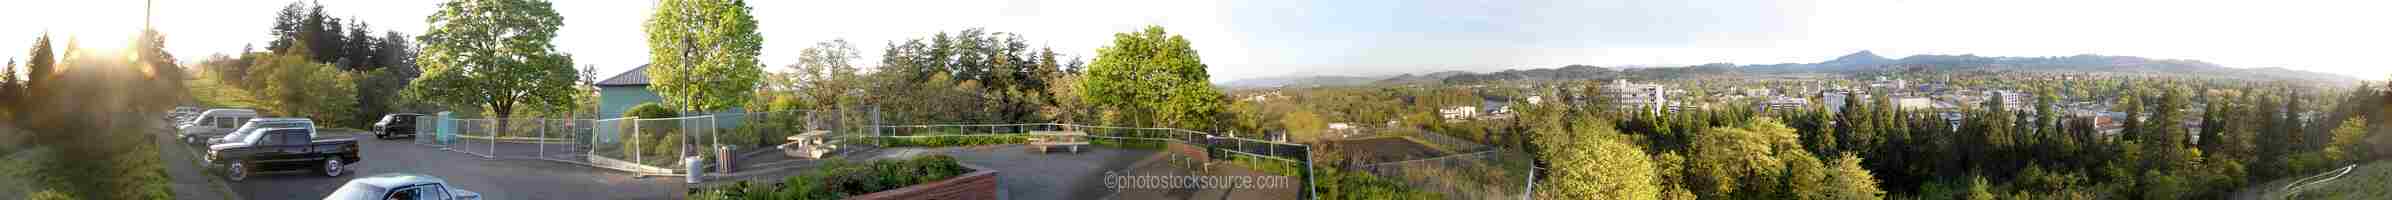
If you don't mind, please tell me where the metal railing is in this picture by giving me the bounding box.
[860,122,1317,199]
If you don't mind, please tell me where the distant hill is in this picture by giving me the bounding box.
[1245,51,2361,85]
[1221,75,1387,88]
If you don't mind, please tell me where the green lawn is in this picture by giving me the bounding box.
[184,78,265,109]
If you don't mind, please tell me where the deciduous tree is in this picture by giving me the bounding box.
[1081,26,1225,130]
[645,0,764,114]
[407,0,578,134]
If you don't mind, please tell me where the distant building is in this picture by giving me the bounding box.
[1760,97,1808,112]
[1441,106,1478,120]
[1897,97,1934,110]
[1605,80,1669,113]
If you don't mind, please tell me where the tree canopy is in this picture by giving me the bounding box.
[1081,26,1225,130]
[407,0,577,121]
[644,0,764,113]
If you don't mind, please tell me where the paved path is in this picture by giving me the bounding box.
[705,144,1163,200]
[164,129,685,200]
[154,125,237,200]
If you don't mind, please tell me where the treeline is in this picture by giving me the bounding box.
[1512,75,2392,199]
[0,30,187,198]
[851,28,1079,125]
[193,0,424,128]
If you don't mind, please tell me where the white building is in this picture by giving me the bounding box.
[1440,106,1479,120]
[1605,80,1669,113]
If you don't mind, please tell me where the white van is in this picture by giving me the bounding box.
[178,109,259,145]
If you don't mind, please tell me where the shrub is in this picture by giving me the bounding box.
[877,135,1027,147]
[622,103,683,164]
[691,155,974,200]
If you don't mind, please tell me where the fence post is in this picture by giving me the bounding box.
[487,119,496,159]
[1302,145,1315,200]
[634,118,641,165]
[540,119,548,158]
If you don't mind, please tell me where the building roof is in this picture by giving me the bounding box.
[595,64,652,87]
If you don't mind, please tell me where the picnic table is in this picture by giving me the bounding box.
[1028,130,1090,153]
[780,130,834,159]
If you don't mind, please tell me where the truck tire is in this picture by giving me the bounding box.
[227,162,248,182]
[323,157,344,177]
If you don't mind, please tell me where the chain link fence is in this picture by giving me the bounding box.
[1351,148,1533,200]
[1334,128,1533,200]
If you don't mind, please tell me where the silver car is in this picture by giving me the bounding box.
[322,173,482,200]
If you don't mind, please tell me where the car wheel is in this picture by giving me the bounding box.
[226,162,248,182]
[323,158,344,177]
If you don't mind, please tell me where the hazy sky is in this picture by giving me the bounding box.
[2,0,2387,82]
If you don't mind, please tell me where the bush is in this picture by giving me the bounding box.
[876,135,1027,147]
[691,155,973,200]
[1228,153,1304,177]
[626,103,678,118]
[622,103,683,164]
[1092,138,1167,150]
[1316,166,1441,200]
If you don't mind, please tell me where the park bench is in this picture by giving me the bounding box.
[1028,130,1090,153]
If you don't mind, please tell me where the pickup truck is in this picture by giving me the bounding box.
[372,113,424,139]
[207,127,362,181]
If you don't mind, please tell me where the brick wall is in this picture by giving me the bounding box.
[847,164,999,200]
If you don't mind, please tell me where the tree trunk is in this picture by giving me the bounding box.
[493,102,512,139]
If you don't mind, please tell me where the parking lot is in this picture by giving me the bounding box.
[157,128,685,200]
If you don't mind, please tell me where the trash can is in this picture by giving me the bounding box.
[716,146,734,173]
[685,156,704,184]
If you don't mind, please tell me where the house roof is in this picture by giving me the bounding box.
[596,64,652,87]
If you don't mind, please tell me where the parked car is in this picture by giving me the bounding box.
[322,173,482,200]
[207,127,361,181]
[373,113,425,139]
[208,118,317,146]
[168,106,199,122]
[177,109,258,145]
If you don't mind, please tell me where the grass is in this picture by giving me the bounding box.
[185,77,265,109]
[2285,160,2392,199]
[1227,153,1305,177]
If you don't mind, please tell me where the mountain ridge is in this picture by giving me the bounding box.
[1222,51,2359,88]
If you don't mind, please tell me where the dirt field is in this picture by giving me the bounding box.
[1324,137,1449,164]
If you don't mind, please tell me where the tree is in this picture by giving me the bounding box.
[2326,118,2367,164]
[269,1,308,53]
[1081,26,1225,131]
[1282,108,1326,142]
[407,0,577,133]
[644,0,764,115]
[791,39,859,110]
[1687,119,1800,199]
[1823,153,1885,200]
[24,33,52,98]
[340,20,379,70]
[1781,149,1829,200]
[1040,73,1088,126]
[1534,120,1660,200]
[254,48,359,126]
[2,58,18,110]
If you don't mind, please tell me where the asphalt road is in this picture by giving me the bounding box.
[162,129,685,200]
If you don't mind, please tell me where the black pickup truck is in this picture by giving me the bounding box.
[207,127,362,182]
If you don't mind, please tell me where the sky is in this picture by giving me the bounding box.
[1,0,2387,83]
